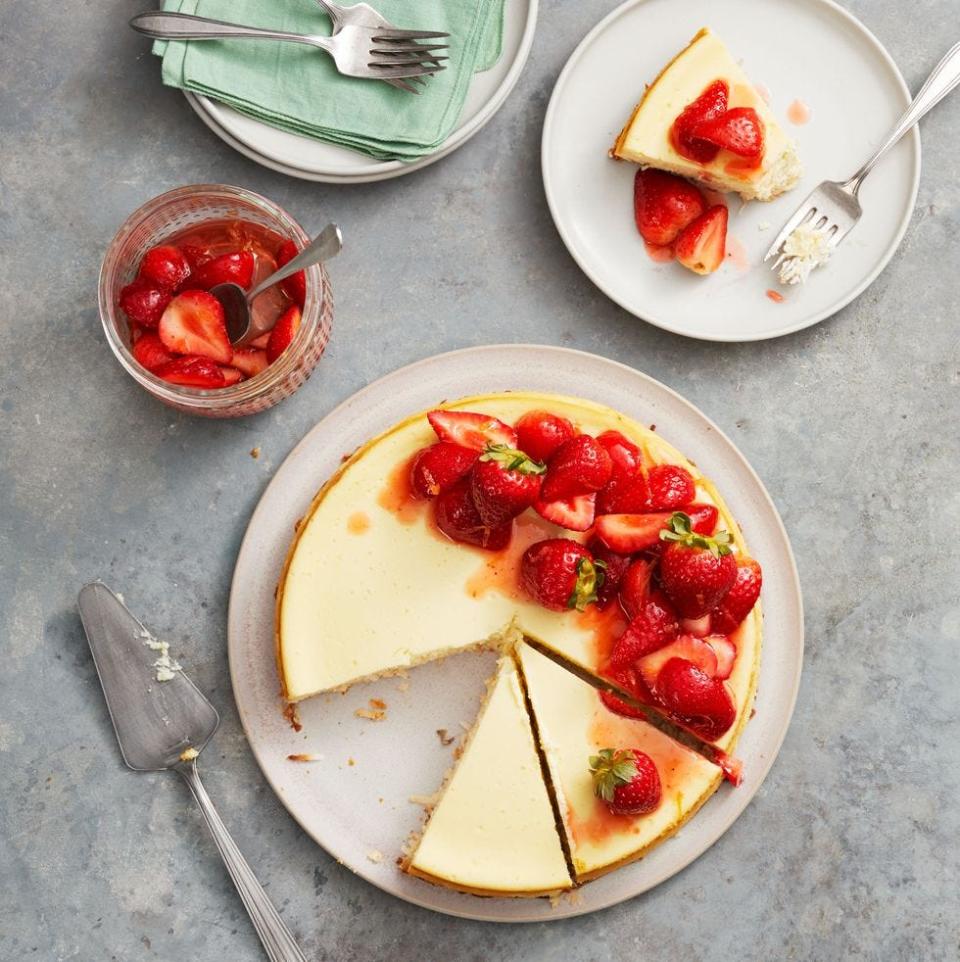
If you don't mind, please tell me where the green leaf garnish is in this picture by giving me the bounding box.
[479,443,547,476]
[659,511,732,557]
[566,557,605,611]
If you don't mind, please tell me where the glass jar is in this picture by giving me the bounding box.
[98,184,333,418]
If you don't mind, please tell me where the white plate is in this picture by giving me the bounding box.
[185,0,537,183]
[227,345,804,921]
[541,0,921,341]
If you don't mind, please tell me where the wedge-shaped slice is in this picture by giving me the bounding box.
[404,656,572,896]
[516,641,722,882]
[613,28,801,202]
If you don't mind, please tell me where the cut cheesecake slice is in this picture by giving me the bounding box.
[613,28,801,201]
[404,655,572,896]
[516,641,722,881]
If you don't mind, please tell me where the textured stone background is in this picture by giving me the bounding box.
[1,1,958,960]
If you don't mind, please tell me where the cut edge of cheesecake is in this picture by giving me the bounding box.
[611,27,802,202]
[402,646,574,897]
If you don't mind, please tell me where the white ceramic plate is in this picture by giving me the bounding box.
[541,0,921,341]
[227,345,804,921]
[185,0,537,183]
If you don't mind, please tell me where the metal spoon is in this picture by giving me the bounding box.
[213,223,342,346]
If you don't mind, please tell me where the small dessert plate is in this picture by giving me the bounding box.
[227,345,804,922]
[541,0,920,341]
[185,0,536,183]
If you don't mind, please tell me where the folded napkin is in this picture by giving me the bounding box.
[156,0,505,161]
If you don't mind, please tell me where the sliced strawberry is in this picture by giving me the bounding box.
[155,355,227,388]
[266,305,302,363]
[599,667,654,717]
[410,442,479,498]
[685,502,719,535]
[646,464,696,510]
[119,281,171,328]
[434,480,512,550]
[541,435,613,501]
[594,512,673,553]
[219,366,244,386]
[191,251,255,290]
[427,410,517,452]
[675,205,728,276]
[534,493,596,532]
[712,558,763,634]
[633,169,707,246]
[587,536,632,608]
[230,348,269,379]
[596,430,642,478]
[138,245,192,291]
[619,558,654,619]
[131,333,174,373]
[704,635,736,680]
[248,331,271,350]
[158,290,233,364]
[515,410,576,463]
[680,614,712,638]
[180,244,212,272]
[608,596,680,671]
[600,688,647,719]
[693,107,764,160]
[596,473,652,515]
[276,239,307,308]
[638,636,718,693]
[654,657,736,741]
[671,79,729,163]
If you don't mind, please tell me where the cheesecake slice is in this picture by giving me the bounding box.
[404,655,572,896]
[613,28,801,201]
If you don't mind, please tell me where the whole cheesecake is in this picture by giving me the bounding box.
[276,392,763,896]
[613,28,802,201]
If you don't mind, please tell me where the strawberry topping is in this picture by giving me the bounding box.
[191,250,255,290]
[515,410,576,463]
[692,106,764,161]
[138,245,192,291]
[541,435,613,501]
[590,748,662,816]
[433,480,512,551]
[427,410,518,453]
[470,444,546,526]
[158,290,233,364]
[276,239,307,308]
[675,205,729,276]
[410,442,479,498]
[658,512,737,619]
[533,493,596,532]
[654,657,736,742]
[266,305,302,363]
[131,332,174,373]
[154,355,227,389]
[633,169,707,247]
[521,539,604,612]
[671,79,729,163]
[119,281,171,328]
[594,512,673,554]
[712,557,762,634]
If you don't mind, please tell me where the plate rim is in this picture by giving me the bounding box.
[540,0,922,342]
[227,344,805,921]
[186,0,538,184]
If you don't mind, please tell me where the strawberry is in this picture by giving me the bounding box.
[594,512,673,553]
[596,430,642,478]
[712,558,762,634]
[680,614,713,637]
[138,245,191,291]
[119,281,171,328]
[587,536,632,608]
[704,635,736,680]
[515,410,576,463]
[540,435,613,501]
[647,463,695,510]
[599,669,655,717]
[248,331,271,350]
[534,493,596,532]
[230,348,269,379]
[654,657,736,741]
[608,596,680,671]
[410,442,479,498]
[520,538,604,612]
[599,687,647,719]
[219,366,244,386]
[158,290,233,364]
[180,244,212,272]
[637,634,718,692]
[596,473,652,515]
[434,480,512,550]
[131,332,173,373]
[685,502,719,535]
[633,169,707,247]
[191,251,255,290]
[693,106,764,160]
[675,205,728,276]
[276,239,306,308]
[154,355,227,389]
[671,79,729,163]
[590,748,661,816]
[266,305,302,363]
[659,512,737,618]
[470,444,545,526]
[427,410,517,452]
[618,558,654,619]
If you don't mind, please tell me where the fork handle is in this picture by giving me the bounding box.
[130,11,330,52]
[176,760,308,962]
[847,40,960,192]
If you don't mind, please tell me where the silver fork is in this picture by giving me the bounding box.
[313,0,448,94]
[130,11,448,86]
[765,40,960,271]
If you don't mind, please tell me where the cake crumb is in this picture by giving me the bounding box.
[458,720,471,732]
[369,698,387,710]
[347,757,355,766]
[436,729,455,747]
[408,793,437,807]
[395,679,410,692]
[282,703,303,733]
[758,220,771,232]
[366,849,384,864]
[142,634,181,682]
[355,708,386,721]
[287,753,323,763]
[250,446,261,459]
[179,746,199,762]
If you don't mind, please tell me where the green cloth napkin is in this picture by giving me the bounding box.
[155,0,505,161]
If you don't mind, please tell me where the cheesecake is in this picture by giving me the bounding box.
[404,654,572,896]
[613,28,801,202]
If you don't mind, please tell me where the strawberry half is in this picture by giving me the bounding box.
[647,464,696,511]
[541,435,613,501]
[230,348,269,379]
[659,512,737,619]
[599,672,653,718]
[154,355,227,388]
[534,493,596,532]
[434,480,512,550]
[712,557,762,634]
[618,558,654,619]
[633,169,707,247]
[470,444,545,526]
[675,205,728,276]
[521,538,604,612]
[654,657,736,741]
[596,473,652,515]
[693,106,764,161]
[596,430,642,478]
[427,410,517,452]
[410,442,479,498]
[158,290,233,364]
[191,251,255,290]
[119,281,170,328]
[138,245,191,291]
[685,502,719,535]
[704,635,736,680]
[590,748,662,816]
[515,410,576,463]
[594,512,673,553]
[131,332,173,373]
[276,239,307,308]
[637,634,718,692]
[219,366,244,386]
[671,79,729,163]
[608,595,680,671]
[587,536,632,608]
[266,305,302,363]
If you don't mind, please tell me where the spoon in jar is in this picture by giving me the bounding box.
[213,223,342,346]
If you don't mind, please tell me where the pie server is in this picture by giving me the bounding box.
[77,582,307,962]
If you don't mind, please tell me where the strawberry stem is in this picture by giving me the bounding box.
[567,557,605,611]
[659,511,732,557]
[589,748,638,802]
[479,443,546,475]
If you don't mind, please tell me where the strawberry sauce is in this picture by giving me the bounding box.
[787,99,811,125]
[377,455,427,525]
[347,511,371,534]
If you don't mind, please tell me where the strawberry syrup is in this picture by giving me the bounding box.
[787,99,811,125]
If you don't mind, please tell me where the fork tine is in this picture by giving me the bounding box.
[386,77,420,94]
[372,28,450,40]
[368,61,447,78]
[370,44,450,56]
[763,204,818,262]
[369,55,449,69]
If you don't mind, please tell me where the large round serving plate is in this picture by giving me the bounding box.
[227,345,804,921]
[541,0,920,341]
[186,0,537,183]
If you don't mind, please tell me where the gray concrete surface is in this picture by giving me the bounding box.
[1,1,958,959]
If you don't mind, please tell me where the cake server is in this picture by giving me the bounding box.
[77,582,307,962]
